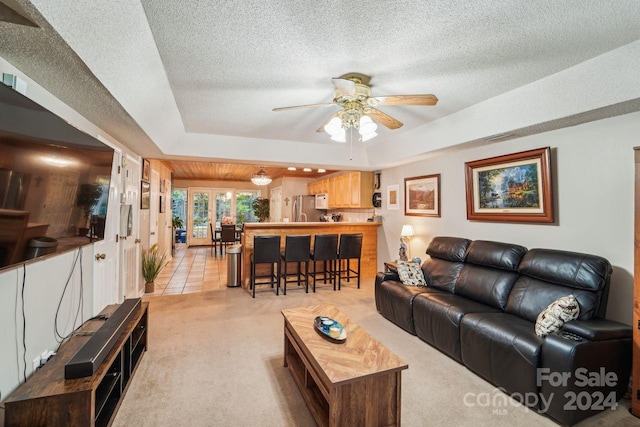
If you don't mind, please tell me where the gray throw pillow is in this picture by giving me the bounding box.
[397,261,426,287]
[535,294,580,337]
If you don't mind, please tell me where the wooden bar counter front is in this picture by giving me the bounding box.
[241,222,381,291]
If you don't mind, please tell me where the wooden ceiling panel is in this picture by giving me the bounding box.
[160,160,334,182]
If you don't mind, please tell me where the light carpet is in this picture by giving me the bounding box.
[112,279,635,426]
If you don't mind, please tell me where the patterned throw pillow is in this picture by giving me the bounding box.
[397,261,426,287]
[535,294,580,337]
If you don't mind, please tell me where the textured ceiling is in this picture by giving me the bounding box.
[140,0,640,143]
[1,1,640,173]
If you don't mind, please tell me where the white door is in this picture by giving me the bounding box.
[270,187,282,222]
[188,188,213,246]
[149,170,160,248]
[121,155,141,298]
[93,150,121,312]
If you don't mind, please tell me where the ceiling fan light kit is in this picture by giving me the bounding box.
[273,74,438,145]
[251,166,272,186]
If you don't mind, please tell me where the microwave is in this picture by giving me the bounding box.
[315,193,328,209]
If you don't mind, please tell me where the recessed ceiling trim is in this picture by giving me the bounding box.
[0,2,38,27]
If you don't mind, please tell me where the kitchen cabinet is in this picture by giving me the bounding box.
[307,172,373,209]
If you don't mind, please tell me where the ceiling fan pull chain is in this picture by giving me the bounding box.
[349,127,354,160]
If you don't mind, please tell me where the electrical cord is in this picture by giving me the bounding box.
[54,247,83,344]
[21,264,26,383]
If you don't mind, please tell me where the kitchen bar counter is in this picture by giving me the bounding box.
[241,222,381,291]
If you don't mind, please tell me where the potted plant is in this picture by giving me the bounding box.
[172,216,184,243]
[142,243,168,293]
[76,183,101,236]
[251,198,270,222]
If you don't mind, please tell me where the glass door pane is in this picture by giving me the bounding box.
[189,189,212,245]
[215,191,232,224]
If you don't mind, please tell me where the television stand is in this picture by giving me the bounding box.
[4,301,148,427]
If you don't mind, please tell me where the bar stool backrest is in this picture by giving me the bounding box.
[221,224,236,243]
[254,235,281,263]
[313,234,338,260]
[338,233,363,259]
[284,235,311,262]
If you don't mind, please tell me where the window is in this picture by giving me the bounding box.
[236,190,260,224]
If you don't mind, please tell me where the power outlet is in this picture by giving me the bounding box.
[32,356,41,372]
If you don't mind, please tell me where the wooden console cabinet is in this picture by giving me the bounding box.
[4,302,148,427]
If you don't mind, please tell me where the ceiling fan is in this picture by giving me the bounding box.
[273,73,438,142]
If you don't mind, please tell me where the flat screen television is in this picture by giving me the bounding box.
[0,81,114,271]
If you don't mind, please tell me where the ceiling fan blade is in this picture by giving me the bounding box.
[365,108,403,130]
[272,102,336,112]
[316,112,340,133]
[368,94,438,107]
[332,78,356,96]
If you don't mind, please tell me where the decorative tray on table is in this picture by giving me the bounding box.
[314,316,347,343]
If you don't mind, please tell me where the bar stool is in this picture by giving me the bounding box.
[309,234,338,292]
[279,235,311,295]
[250,235,281,298]
[337,233,363,290]
[220,224,236,255]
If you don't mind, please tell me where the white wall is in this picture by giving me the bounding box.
[377,111,639,325]
[0,248,93,402]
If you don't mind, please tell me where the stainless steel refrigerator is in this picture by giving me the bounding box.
[0,169,29,210]
[292,195,317,222]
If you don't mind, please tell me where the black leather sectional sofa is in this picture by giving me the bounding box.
[375,236,631,425]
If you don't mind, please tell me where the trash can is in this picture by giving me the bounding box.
[226,244,242,287]
[26,237,58,259]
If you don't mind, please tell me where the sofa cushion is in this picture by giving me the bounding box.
[421,257,464,293]
[413,293,500,362]
[397,261,426,286]
[426,236,471,262]
[376,280,445,334]
[455,264,520,310]
[464,240,527,271]
[518,248,611,292]
[535,294,580,337]
[506,276,600,322]
[461,312,544,396]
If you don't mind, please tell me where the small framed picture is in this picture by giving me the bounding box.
[386,184,399,210]
[405,174,440,217]
[142,159,150,182]
[465,147,553,223]
[140,181,150,209]
[159,195,165,213]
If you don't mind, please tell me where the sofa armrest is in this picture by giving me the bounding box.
[561,319,632,341]
[375,271,400,286]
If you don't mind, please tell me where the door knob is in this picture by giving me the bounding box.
[95,253,106,260]
[135,238,141,243]
[150,232,156,235]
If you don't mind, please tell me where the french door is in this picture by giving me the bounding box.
[188,188,213,246]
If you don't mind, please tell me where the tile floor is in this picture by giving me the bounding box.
[148,244,229,296]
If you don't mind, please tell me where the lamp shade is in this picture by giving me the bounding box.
[401,224,415,238]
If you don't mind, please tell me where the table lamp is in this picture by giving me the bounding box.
[401,224,415,259]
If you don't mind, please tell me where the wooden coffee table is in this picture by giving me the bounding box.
[282,304,408,427]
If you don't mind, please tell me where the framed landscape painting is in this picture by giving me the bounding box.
[465,147,553,223]
[405,174,440,217]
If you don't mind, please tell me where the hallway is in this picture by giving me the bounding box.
[148,245,229,296]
